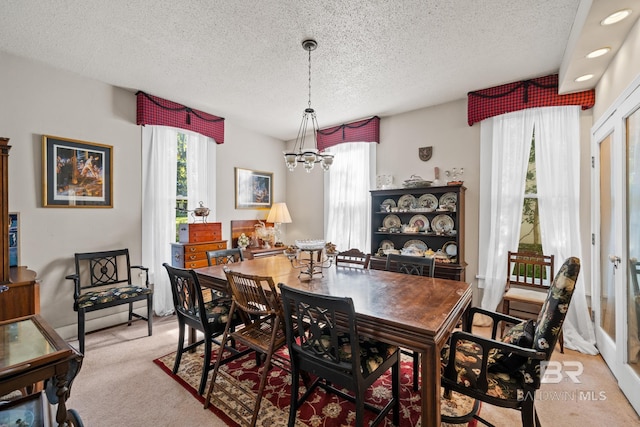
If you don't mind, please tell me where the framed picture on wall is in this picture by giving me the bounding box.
[42,135,113,207]
[9,212,18,267]
[235,167,273,209]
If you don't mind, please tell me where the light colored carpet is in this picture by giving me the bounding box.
[68,315,640,426]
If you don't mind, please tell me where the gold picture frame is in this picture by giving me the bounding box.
[42,135,113,207]
[235,167,273,209]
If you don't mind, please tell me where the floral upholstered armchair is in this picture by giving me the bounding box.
[441,257,580,427]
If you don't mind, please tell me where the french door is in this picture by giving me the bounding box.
[592,77,640,415]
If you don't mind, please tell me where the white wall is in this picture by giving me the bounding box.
[0,52,285,337]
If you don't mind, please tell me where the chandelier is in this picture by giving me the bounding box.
[283,39,334,173]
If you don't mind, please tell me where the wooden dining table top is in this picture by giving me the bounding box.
[195,255,470,347]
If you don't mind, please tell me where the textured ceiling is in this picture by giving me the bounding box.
[0,1,636,140]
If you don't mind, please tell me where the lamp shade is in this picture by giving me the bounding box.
[266,202,292,224]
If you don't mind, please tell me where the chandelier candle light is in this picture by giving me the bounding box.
[283,39,334,173]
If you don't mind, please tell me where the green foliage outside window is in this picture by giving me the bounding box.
[176,133,188,241]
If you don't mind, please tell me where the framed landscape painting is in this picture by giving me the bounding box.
[235,167,272,209]
[42,135,113,207]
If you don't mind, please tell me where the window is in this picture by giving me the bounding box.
[519,132,542,254]
[175,132,187,240]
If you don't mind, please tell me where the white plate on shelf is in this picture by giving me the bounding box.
[397,194,416,210]
[417,194,438,210]
[443,241,458,257]
[404,239,428,251]
[439,192,457,208]
[409,214,430,232]
[380,240,395,250]
[382,214,401,229]
[431,214,454,234]
[381,198,396,210]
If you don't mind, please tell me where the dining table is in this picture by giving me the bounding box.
[195,255,472,427]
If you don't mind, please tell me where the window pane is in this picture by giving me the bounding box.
[519,134,542,254]
[175,133,188,241]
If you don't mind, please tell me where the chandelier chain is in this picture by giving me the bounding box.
[307,47,312,109]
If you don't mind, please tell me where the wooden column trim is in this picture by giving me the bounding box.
[1,137,11,284]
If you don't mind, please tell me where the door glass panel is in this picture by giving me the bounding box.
[600,133,616,340]
[627,108,640,374]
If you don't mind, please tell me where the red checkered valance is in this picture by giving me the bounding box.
[467,74,595,126]
[136,91,225,143]
[317,116,380,151]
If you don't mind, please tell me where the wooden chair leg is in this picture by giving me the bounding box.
[78,311,85,354]
[559,329,564,353]
[147,295,153,336]
[412,352,419,391]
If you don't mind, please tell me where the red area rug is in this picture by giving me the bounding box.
[153,345,478,426]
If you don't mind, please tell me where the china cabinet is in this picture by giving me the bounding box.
[369,184,466,281]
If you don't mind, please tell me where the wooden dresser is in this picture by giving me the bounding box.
[171,240,227,269]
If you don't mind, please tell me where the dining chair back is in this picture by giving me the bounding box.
[279,283,400,427]
[206,248,244,266]
[501,251,560,350]
[205,270,287,427]
[384,252,435,390]
[163,263,243,395]
[66,249,153,354]
[335,248,371,269]
[385,253,435,277]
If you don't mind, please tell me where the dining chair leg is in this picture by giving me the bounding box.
[204,305,236,409]
[173,321,186,374]
[287,365,300,427]
[392,356,400,425]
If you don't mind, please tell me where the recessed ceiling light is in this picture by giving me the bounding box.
[575,74,594,82]
[586,47,611,59]
[601,9,632,26]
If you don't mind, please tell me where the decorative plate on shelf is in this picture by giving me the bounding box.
[417,194,438,210]
[380,240,395,250]
[382,214,402,229]
[381,198,396,210]
[409,214,430,232]
[439,192,457,208]
[397,194,416,210]
[403,239,428,251]
[443,241,458,257]
[431,214,454,234]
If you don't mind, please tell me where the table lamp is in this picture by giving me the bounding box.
[266,202,292,247]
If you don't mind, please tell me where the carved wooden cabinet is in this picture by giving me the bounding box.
[1,137,40,321]
[369,184,466,281]
[171,240,227,269]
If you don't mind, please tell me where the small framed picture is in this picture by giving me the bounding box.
[235,167,273,209]
[9,212,19,267]
[42,135,113,207]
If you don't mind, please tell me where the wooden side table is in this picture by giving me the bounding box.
[0,315,83,426]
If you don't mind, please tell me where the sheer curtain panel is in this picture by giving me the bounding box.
[142,126,178,316]
[534,106,597,354]
[324,142,376,252]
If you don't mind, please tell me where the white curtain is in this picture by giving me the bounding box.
[142,126,178,316]
[142,126,217,317]
[534,106,598,354]
[324,142,376,252]
[479,110,534,311]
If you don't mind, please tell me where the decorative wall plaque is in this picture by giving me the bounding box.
[419,146,432,161]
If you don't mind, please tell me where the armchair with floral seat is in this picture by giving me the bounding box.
[440,256,580,427]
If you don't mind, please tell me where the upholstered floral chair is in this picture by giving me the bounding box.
[440,257,580,427]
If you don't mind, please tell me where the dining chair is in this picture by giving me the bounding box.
[385,253,435,277]
[279,283,400,427]
[335,248,371,269]
[500,251,560,350]
[66,249,153,354]
[162,263,244,395]
[384,252,435,390]
[441,257,580,427]
[205,270,288,427]
[206,248,245,266]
